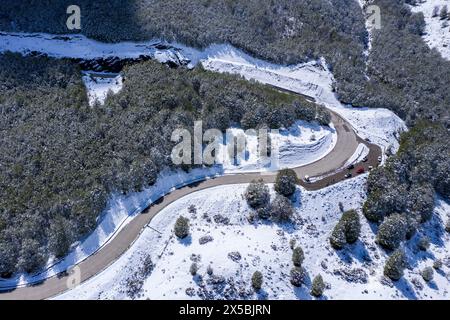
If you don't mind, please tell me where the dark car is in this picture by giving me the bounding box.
[347,164,354,170]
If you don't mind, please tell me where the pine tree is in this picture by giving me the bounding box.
[292,246,305,267]
[274,169,298,197]
[251,271,263,290]
[376,214,407,250]
[174,216,190,239]
[384,249,406,281]
[311,274,325,297]
[245,179,270,209]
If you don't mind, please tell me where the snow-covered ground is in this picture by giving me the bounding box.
[55,179,450,300]
[411,0,450,60]
[357,0,374,65]
[217,121,336,173]
[81,72,123,106]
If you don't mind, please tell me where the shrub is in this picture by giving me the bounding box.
[341,210,361,244]
[270,195,294,222]
[174,216,190,239]
[433,259,442,270]
[256,206,270,220]
[384,249,407,281]
[274,169,298,197]
[207,265,214,276]
[405,215,420,240]
[189,263,198,276]
[329,209,361,249]
[417,236,430,251]
[311,274,325,297]
[245,179,270,209]
[440,5,448,20]
[376,214,407,250]
[446,220,450,233]
[251,271,263,291]
[289,239,297,250]
[421,267,434,282]
[292,246,305,267]
[330,223,346,250]
[432,6,440,18]
[290,267,306,287]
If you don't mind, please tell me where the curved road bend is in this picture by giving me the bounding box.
[0,108,381,300]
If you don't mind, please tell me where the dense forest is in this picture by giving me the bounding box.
[0,0,369,115]
[361,0,450,245]
[0,52,326,275]
[0,0,449,275]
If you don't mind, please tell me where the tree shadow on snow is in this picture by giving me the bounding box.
[178,235,192,246]
[426,280,439,291]
[293,272,313,300]
[393,278,418,300]
[335,240,372,265]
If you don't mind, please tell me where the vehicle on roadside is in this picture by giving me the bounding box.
[362,156,368,162]
[347,164,354,170]
[344,173,352,179]
[368,165,374,171]
[356,167,365,174]
[378,156,382,162]
[304,175,311,183]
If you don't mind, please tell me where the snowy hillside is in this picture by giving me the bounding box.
[411,0,450,60]
[56,179,450,300]
[0,31,407,291]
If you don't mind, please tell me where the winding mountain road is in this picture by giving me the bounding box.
[0,32,382,299]
[0,103,381,300]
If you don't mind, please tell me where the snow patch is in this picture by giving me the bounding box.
[82,72,123,106]
[218,121,336,174]
[344,143,370,167]
[411,0,450,60]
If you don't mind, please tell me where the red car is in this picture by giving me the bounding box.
[356,167,365,174]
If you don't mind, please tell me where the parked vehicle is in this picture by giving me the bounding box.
[347,164,354,170]
[378,156,382,162]
[304,175,311,183]
[344,173,352,179]
[362,156,368,162]
[356,167,365,174]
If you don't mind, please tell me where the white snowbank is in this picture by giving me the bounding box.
[82,72,123,106]
[411,0,450,61]
[218,121,336,174]
[344,143,370,167]
[0,32,161,59]
[56,180,450,300]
